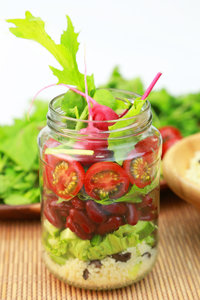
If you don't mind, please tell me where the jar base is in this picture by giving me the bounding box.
[42,245,157,290]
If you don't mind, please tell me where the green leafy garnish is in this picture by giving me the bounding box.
[108,98,145,135]
[76,175,159,206]
[93,89,117,110]
[7,11,95,94]
[108,98,145,162]
[61,90,86,119]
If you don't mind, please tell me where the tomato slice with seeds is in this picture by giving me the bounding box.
[123,136,159,188]
[45,153,85,200]
[84,162,130,200]
[123,151,153,188]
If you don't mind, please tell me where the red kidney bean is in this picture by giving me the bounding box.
[66,216,92,240]
[69,209,96,234]
[139,206,158,221]
[102,203,127,215]
[139,211,157,221]
[97,216,123,235]
[50,200,72,217]
[137,195,153,209]
[71,197,85,210]
[86,201,107,224]
[44,197,65,228]
[126,203,138,226]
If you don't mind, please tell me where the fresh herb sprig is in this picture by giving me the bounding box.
[7,11,95,93]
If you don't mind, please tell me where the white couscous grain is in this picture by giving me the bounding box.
[43,242,157,290]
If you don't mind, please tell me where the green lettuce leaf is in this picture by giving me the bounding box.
[61,90,86,119]
[44,221,156,261]
[0,101,47,205]
[4,193,35,205]
[93,89,117,110]
[78,173,159,206]
[0,122,40,171]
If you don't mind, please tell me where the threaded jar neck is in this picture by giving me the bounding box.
[47,89,152,140]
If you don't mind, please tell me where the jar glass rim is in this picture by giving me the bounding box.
[48,88,151,125]
[47,88,152,138]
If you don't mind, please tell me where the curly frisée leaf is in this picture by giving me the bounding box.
[7,11,95,93]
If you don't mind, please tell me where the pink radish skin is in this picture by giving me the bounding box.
[75,127,108,150]
[91,104,119,130]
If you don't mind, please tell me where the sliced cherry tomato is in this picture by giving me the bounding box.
[85,162,130,200]
[123,150,154,188]
[45,154,85,200]
[42,139,62,191]
[123,136,159,188]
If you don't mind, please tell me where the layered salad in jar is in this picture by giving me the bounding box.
[8,12,162,289]
[40,94,161,289]
[41,133,160,289]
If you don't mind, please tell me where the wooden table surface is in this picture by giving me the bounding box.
[0,190,200,300]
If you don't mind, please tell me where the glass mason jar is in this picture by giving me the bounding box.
[38,89,162,290]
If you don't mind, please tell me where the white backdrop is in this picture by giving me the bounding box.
[1,0,200,124]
